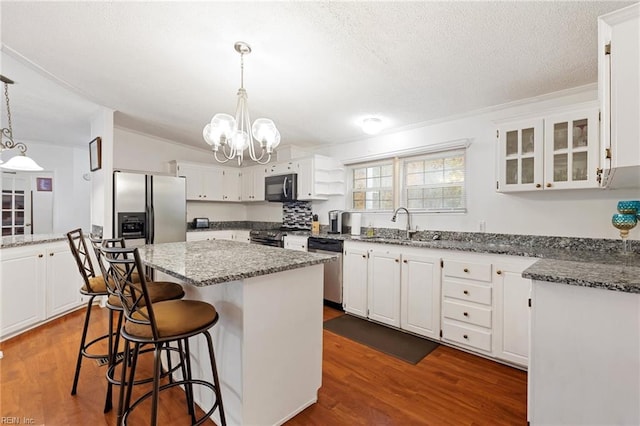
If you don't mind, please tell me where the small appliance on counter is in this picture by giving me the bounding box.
[192,217,210,229]
[328,210,343,234]
[350,212,362,236]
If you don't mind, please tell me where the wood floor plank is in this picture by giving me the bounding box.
[0,304,526,425]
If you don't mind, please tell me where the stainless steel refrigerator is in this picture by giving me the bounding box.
[113,171,186,246]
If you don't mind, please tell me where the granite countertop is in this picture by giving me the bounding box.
[308,232,640,294]
[1,233,67,248]
[138,239,336,287]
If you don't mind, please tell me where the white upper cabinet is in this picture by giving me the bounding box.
[241,165,267,202]
[171,161,241,202]
[598,3,640,188]
[221,169,241,202]
[497,106,599,192]
[543,108,600,190]
[497,118,544,192]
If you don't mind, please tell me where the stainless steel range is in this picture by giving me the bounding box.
[249,229,285,247]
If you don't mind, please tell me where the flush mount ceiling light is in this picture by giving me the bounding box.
[0,75,43,171]
[203,42,280,166]
[361,117,384,135]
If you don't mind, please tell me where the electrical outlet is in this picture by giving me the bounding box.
[479,220,486,232]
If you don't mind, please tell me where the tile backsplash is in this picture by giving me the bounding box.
[282,201,312,230]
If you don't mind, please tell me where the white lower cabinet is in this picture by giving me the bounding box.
[400,250,441,340]
[283,235,308,251]
[1,241,82,340]
[367,247,401,327]
[344,242,440,336]
[342,241,534,367]
[343,243,369,318]
[441,257,494,354]
[493,257,536,367]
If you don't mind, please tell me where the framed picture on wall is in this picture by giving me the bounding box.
[89,136,102,171]
[36,177,53,192]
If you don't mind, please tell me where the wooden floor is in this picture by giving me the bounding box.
[0,305,527,425]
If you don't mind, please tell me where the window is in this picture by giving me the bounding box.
[348,147,467,213]
[403,150,466,212]
[351,161,394,211]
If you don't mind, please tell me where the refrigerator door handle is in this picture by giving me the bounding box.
[147,204,155,244]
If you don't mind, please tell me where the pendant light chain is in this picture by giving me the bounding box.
[4,83,13,138]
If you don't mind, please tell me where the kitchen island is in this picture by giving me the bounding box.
[137,239,335,426]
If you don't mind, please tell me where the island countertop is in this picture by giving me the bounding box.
[138,239,336,286]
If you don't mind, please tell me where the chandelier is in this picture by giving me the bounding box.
[0,75,43,171]
[203,42,280,166]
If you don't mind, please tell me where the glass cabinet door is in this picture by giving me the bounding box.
[544,108,599,190]
[1,175,30,236]
[498,119,544,192]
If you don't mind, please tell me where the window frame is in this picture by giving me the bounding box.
[399,149,467,213]
[346,144,468,214]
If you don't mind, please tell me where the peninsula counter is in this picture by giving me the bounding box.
[138,240,335,426]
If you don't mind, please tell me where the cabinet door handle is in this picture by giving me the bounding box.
[463,334,469,339]
[463,268,469,273]
[50,253,54,256]
[463,290,469,295]
[535,183,541,188]
[546,183,552,188]
[362,254,366,258]
[403,260,407,263]
[38,254,44,258]
[463,312,469,317]
[395,259,399,263]
[496,270,502,275]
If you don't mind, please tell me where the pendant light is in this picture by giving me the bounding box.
[0,75,43,171]
[203,42,280,166]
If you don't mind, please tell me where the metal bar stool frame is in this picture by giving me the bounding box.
[102,246,226,426]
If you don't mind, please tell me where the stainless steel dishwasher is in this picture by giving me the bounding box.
[307,237,344,308]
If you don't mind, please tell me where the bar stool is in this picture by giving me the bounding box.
[88,235,186,413]
[66,228,185,413]
[67,229,111,398]
[101,246,226,426]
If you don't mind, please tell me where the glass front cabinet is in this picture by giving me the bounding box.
[497,107,599,192]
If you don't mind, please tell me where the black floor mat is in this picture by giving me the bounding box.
[323,314,440,365]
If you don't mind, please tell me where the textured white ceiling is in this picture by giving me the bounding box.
[0,1,634,151]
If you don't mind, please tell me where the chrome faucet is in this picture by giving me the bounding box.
[391,207,416,240]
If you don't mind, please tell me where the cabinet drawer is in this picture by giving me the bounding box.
[443,260,492,282]
[442,320,492,352]
[443,280,492,305]
[442,300,492,328]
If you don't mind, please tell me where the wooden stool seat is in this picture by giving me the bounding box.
[106,281,185,309]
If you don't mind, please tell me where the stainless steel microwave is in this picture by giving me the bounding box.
[265,173,297,202]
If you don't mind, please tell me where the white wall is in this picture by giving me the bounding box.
[311,85,640,240]
[1,141,91,234]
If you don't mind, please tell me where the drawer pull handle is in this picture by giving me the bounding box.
[463,268,469,273]
[463,334,469,339]
[38,254,43,258]
[395,259,399,263]
[50,253,54,256]
[463,312,469,317]
[496,270,502,275]
[403,260,407,263]
[362,255,366,258]
[463,290,469,295]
